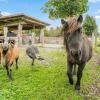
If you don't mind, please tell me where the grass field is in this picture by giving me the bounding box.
[0,48,100,100]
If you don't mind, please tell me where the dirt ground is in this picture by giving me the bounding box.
[83,53,100,99]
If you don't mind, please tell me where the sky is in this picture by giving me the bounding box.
[0,0,100,31]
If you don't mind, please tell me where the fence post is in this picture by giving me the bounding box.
[18,23,22,46]
[40,28,44,46]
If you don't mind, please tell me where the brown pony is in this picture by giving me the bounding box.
[0,38,4,66]
[61,15,92,91]
[2,38,19,80]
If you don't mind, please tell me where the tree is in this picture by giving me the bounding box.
[47,27,62,37]
[44,29,49,36]
[42,0,88,19]
[83,15,98,36]
[35,29,41,36]
[83,15,98,49]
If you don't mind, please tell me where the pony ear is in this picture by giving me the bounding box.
[77,15,83,23]
[61,19,66,25]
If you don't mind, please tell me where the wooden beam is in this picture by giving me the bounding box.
[18,23,22,45]
[4,21,25,27]
[32,24,35,44]
[3,26,8,37]
[40,28,44,46]
[24,18,46,26]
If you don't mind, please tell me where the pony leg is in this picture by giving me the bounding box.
[16,57,19,70]
[9,63,13,80]
[5,64,9,76]
[73,64,76,75]
[0,52,2,64]
[75,63,86,90]
[32,59,34,65]
[1,53,4,68]
[67,62,73,85]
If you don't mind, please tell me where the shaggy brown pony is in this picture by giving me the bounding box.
[2,39,19,80]
[61,15,92,91]
[0,38,4,66]
[26,45,44,65]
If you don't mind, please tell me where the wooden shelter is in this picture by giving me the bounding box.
[0,13,49,45]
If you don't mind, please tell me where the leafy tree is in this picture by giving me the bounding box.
[42,0,88,19]
[34,29,41,36]
[44,29,49,36]
[83,15,98,36]
[48,27,55,37]
[47,27,62,37]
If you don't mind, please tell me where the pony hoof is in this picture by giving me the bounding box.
[76,90,80,95]
[69,80,73,85]
[32,64,34,66]
[73,72,76,75]
[9,78,13,80]
[75,85,80,90]
[16,67,18,70]
[9,77,13,80]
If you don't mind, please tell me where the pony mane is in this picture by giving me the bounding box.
[67,17,81,35]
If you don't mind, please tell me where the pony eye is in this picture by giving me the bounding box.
[65,23,68,27]
[77,28,82,34]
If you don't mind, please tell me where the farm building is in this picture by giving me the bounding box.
[0,13,49,45]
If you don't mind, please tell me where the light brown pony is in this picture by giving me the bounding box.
[61,15,92,91]
[2,39,19,80]
[0,38,4,67]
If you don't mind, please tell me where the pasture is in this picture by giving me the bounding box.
[0,48,100,100]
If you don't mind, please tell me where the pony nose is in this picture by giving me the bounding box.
[70,50,77,56]
[3,47,8,51]
[70,49,81,56]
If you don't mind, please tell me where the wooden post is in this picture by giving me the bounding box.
[18,23,22,46]
[40,28,44,46]
[32,24,35,44]
[92,32,95,46]
[3,26,8,37]
[95,33,97,52]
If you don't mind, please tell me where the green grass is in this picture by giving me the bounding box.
[0,48,100,100]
